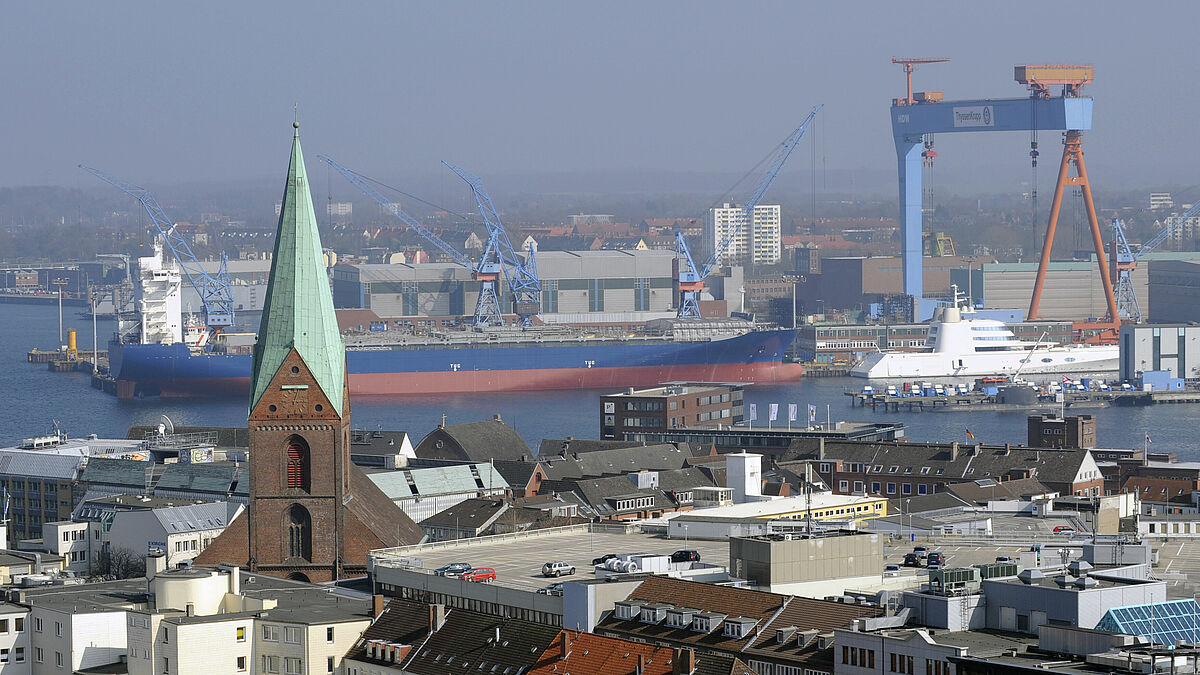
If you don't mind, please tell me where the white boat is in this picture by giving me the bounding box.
[849,289,1118,379]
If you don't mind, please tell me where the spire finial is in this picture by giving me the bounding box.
[293,104,300,134]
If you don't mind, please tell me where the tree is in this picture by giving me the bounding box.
[97,546,145,579]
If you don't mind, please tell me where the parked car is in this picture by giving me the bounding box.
[434,562,472,577]
[461,568,496,583]
[592,553,619,566]
[927,552,945,567]
[995,555,1012,563]
[884,564,901,577]
[903,553,922,567]
[537,582,565,596]
[542,561,576,577]
[913,546,929,559]
[671,550,701,563]
[927,560,943,571]
[1053,525,1076,534]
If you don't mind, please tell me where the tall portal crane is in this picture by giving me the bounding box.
[1111,208,1193,323]
[80,165,235,329]
[675,105,822,318]
[318,155,538,327]
[441,162,541,326]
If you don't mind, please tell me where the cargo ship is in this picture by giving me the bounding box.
[107,243,801,398]
[109,322,800,398]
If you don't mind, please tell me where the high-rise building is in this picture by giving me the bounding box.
[704,203,782,265]
[195,124,423,582]
[1149,192,1174,211]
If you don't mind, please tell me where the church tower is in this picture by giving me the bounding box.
[196,124,424,582]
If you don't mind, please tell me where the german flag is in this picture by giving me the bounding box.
[965,429,975,440]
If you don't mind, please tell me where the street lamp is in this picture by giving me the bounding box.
[683,524,689,550]
[906,499,912,543]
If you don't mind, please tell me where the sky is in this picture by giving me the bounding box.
[6,2,1200,197]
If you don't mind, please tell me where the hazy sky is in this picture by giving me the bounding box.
[7,2,1200,195]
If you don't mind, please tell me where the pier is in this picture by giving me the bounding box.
[846,388,1200,411]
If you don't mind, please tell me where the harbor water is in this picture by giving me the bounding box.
[2,303,1195,456]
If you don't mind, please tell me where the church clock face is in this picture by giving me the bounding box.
[281,387,309,415]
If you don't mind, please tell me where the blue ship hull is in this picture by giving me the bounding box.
[108,329,802,398]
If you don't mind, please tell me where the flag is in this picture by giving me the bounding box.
[788,403,798,422]
[769,404,779,421]
[1146,433,1152,444]
[1061,375,1071,384]
[965,429,975,440]
[808,404,817,423]
[748,403,757,421]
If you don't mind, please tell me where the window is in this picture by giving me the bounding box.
[1,649,8,663]
[0,619,7,633]
[236,626,246,642]
[13,648,23,663]
[34,618,42,633]
[327,627,335,643]
[15,618,22,632]
[839,480,849,492]
[902,483,912,495]
[872,482,881,493]
[284,626,301,644]
[162,656,170,674]
[285,657,302,675]
[263,625,280,642]
[327,656,335,673]
[263,655,280,673]
[35,648,42,663]
[285,504,312,561]
[55,621,62,637]
[162,629,169,643]
[237,656,247,671]
[56,651,63,668]
[819,463,831,473]
[887,483,897,495]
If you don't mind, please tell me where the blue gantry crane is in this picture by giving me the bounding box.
[80,165,235,330]
[675,105,822,319]
[441,161,541,326]
[318,155,539,327]
[1110,207,1195,323]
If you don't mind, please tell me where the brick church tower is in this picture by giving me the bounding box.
[195,124,424,582]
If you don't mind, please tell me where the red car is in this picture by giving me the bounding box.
[1053,526,1075,534]
[461,567,496,583]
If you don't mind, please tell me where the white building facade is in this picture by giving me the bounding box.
[704,203,782,265]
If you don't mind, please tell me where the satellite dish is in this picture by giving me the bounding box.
[160,415,175,436]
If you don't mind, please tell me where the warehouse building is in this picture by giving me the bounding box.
[330,249,678,321]
[1119,324,1200,381]
[1148,259,1200,323]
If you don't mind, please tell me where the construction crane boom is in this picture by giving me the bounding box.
[80,165,235,329]
[675,105,822,319]
[316,155,474,269]
[442,161,542,326]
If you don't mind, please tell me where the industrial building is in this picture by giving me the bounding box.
[331,249,678,321]
[1148,259,1200,323]
[1119,324,1200,381]
[705,203,782,264]
[795,255,975,313]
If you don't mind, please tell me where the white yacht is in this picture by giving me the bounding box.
[849,290,1118,379]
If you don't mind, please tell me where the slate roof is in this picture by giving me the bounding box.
[786,440,1093,487]
[251,127,345,413]
[540,444,695,480]
[155,462,240,494]
[402,609,561,675]
[0,450,84,480]
[416,419,531,462]
[79,457,148,486]
[538,438,650,456]
[491,460,539,489]
[526,632,755,675]
[150,502,244,534]
[420,498,508,530]
[344,598,432,666]
[887,491,973,515]
[946,476,1053,504]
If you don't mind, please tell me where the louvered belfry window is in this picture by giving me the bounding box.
[286,443,309,491]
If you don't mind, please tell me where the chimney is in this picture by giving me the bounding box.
[185,603,195,617]
[228,566,241,596]
[673,648,696,675]
[560,632,573,660]
[428,604,446,633]
[949,442,958,461]
[637,653,646,675]
[493,413,503,422]
[817,437,826,459]
[372,594,386,620]
[146,551,167,583]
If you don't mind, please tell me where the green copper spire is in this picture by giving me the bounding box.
[250,123,346,414]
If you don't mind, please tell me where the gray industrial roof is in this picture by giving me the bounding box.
[0,450,83,480]
[367,464,508,500]
[151,502,244,533]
